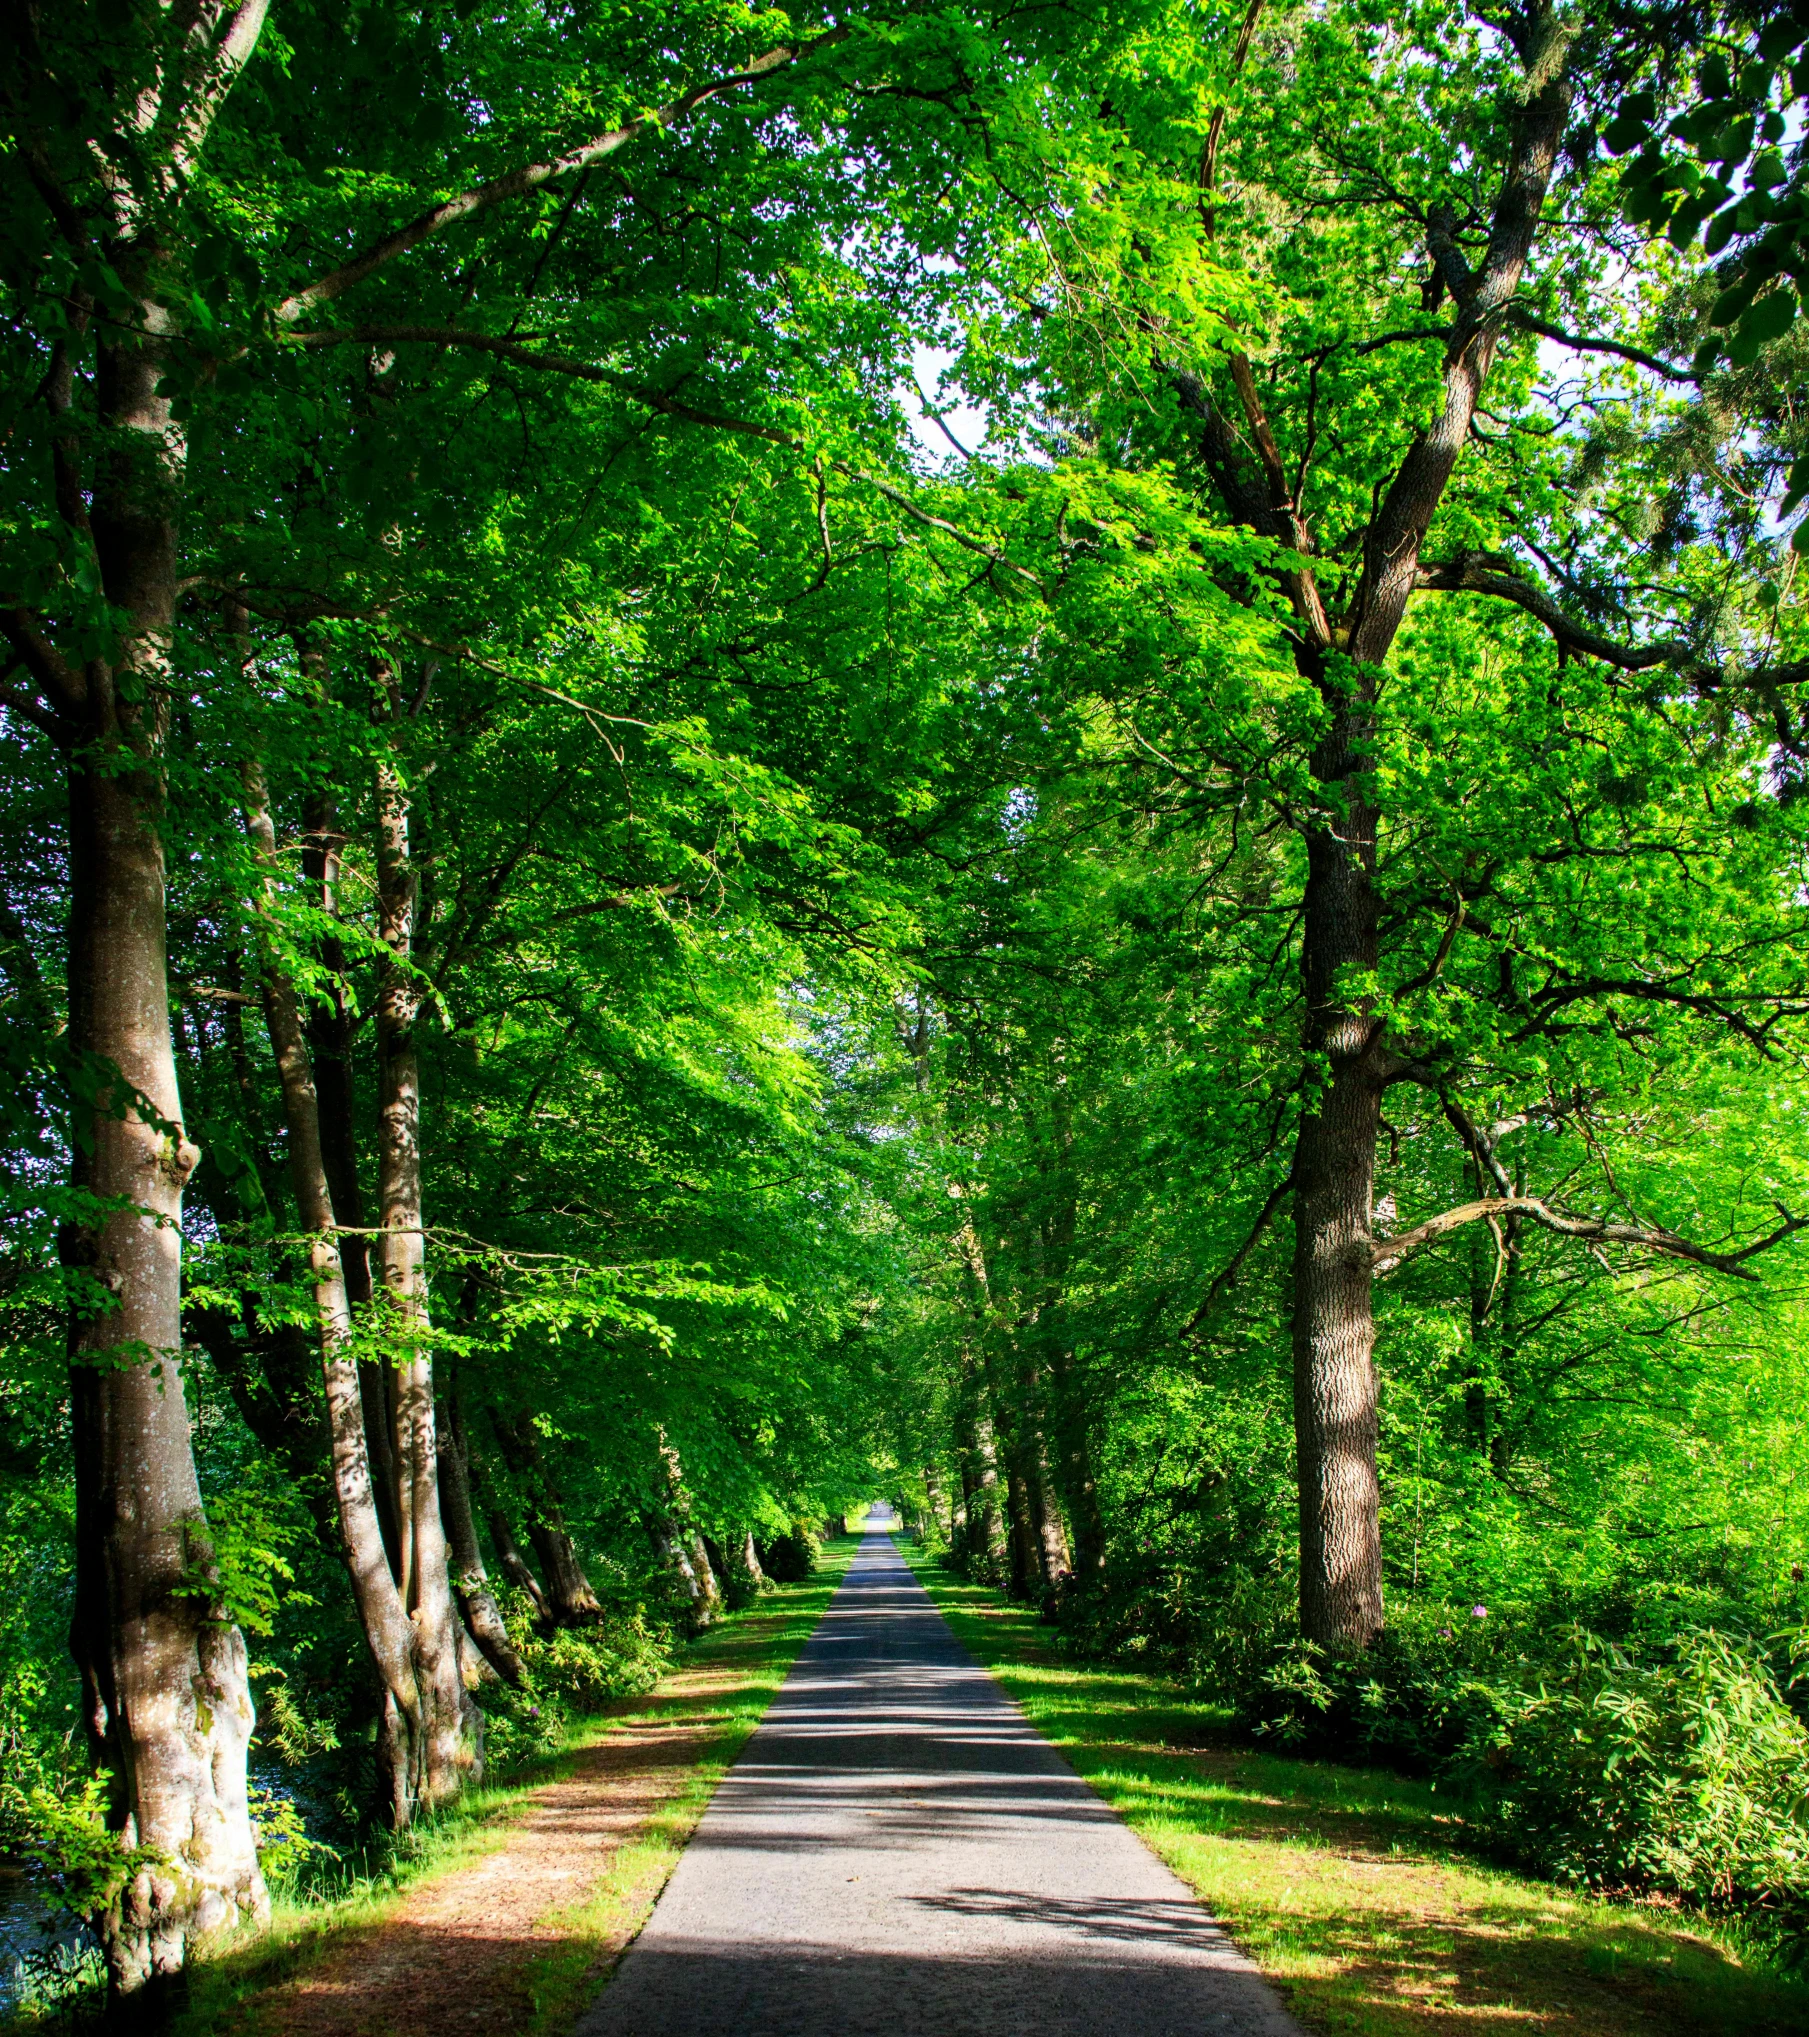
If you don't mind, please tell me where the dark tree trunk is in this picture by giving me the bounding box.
[1278,29,1571,1653]
[437,1382,526,1683]
[528,1516,606,1626]
[241,750,443,1826]
[187,1304,338,1552]
[1038,1085,1105,1578]
[301,775,403,1585]
[489,1408,605,1626]
[1289,673,1388,1652]
[1002,1457,1036,1600]
[487,1506,554,1625]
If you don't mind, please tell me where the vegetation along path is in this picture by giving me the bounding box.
[195,1554,855,2037]
[576,1513,1300,2037]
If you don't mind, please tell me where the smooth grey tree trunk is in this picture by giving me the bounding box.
[374,730,481,1806]
[64,321,267,1994]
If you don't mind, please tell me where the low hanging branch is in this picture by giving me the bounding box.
[1183,1170,1294,1332]
[1414,551,1681,671]
[1369,1195,1809,1281]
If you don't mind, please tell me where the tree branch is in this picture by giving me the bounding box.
[1348,11,1574,664]
[1184,1172,1293,1331]
[1370,1195,1808,1280]
[273,34,844,324]
[0,611,86,722]
[1414,551,1679,670]
[1508,310,1697,385]
[293,326,1043,587]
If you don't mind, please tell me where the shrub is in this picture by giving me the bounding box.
[1474,1627,1809,1923]
[1224,1605,1509,1773]
[756,1526,817,1583]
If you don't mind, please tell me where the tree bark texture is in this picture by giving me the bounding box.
[374,740,479,1807]
[490,1408,606,1626]
[241,754,433,1815]
[1039,1086,1105,1577]
[64,323,266,1995]
[299,770,403,1579]
[437,1383,526,1683]
[486,1504,554,1625]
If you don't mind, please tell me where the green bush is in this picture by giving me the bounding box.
[1224,1603,1508,1773]
[477,1598,671,1772]
[1474,1628,1809,1923]
[755,1526,817,1584]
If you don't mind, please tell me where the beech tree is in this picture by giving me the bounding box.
[6,0,1809,2001]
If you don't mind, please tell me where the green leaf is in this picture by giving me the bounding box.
[1669,197,1713,249]
[1734,287,1798,354]
[1710,282,1758,329]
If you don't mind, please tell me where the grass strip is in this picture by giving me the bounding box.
[160,1541,855,2037]
[901,1545,1809,2037]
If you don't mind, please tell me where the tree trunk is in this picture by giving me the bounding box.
[374,735,479,1807]
[687,1532,724,1621]
[1178,22,1570,1657]
[1001,1457,1036,1600]
[963,1407,1007,1577]
[1289,677,1387,1652]
[528,1516,606,1626]
[437,1382,526,1684]
[1464,1153,1525,1478]
[489,1408,605,1626]
[239,749,430,1824]
[1018,1407,1070,1593]
[1039,1085,1105,1578]
[300,771,403,1582]
[63,326,266,1997]
[486,1505,554,1625]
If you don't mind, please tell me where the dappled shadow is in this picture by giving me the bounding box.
[1238,1890,1795,2037]
[578,1938,1296,2036]
[905,1885,1233,1947]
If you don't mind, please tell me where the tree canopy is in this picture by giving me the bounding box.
[6,0,1809,1999]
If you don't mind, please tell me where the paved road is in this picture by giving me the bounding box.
[576,1515,1302,2037]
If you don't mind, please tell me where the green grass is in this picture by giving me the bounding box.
[147,1540,856,2037]
[902,1545,1809,2037]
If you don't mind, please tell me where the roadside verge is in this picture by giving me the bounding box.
[168,1545,852,2037]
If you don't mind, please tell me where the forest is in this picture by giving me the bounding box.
[5,0,1809,2020]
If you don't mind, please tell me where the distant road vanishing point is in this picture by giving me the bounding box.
[576,1509,1304,2037]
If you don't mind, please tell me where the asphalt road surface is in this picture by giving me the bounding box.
[575,1510,1303,2037]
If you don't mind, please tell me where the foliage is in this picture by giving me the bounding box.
[1479,1628,1809,1922]
[1610,9,1809,379]
[3,0,1809,1986]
